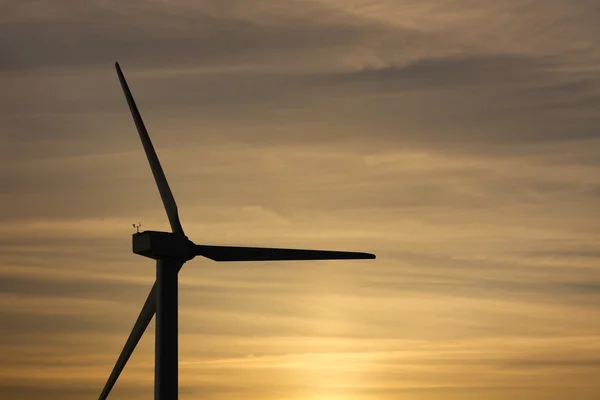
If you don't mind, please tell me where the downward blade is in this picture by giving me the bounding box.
[115,62,184,234]
[196,244,376,261]
[98,261,185,400]
[98,283,156,400]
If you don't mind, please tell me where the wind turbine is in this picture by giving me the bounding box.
[98,62,376,400]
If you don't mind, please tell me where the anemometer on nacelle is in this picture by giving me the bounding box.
[132,222,142,234]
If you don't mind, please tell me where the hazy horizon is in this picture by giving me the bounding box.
[1,1,600,399]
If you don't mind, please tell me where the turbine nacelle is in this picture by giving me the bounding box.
[132,231,196,262]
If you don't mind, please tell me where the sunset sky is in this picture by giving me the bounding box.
[1,1,600,399]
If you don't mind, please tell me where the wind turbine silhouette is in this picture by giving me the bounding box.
[98,62,376,400]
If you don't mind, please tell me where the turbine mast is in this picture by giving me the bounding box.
[155,258,181,399]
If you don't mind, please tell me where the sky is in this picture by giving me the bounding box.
[1,0,599,399]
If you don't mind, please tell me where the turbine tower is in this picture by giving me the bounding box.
[98,62,376,400]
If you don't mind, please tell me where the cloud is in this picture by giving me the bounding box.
[0,0,407,72]
[1,1,600,399]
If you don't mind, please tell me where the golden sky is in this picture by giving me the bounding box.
[1,1,600,399]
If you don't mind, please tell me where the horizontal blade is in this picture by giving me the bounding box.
[196,244,376,262]
[115,62,184,234]
[98,283,156,400]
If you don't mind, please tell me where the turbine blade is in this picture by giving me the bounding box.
[115,62,184,234]
[98,261,185,400]
[98,283,156,400]
[195,244,376,261]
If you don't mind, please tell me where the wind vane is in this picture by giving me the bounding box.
[132,222,141,234]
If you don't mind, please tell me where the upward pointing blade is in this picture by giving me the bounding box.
[115,62,184,234]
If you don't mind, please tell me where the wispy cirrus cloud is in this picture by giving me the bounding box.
[1,1,600,399]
